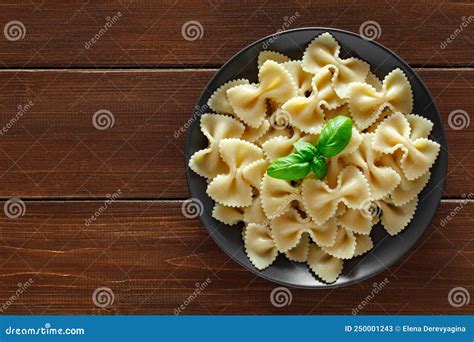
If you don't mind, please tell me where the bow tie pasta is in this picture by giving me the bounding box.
[189,114,245,179]
[343,133,401,200]
[271,208,339,252]
[348,68,413,130]
[282,67,344,134]
[373,112,440,180]
[227,60,297,128]
[302,32,370,98]
[207,138,264,207]
[302,166,371,225]
[244,223,278,270]
[188,32,440,284]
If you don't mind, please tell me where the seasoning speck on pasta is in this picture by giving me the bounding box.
[189,32,440,283]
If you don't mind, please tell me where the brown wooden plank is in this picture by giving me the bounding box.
[0,69,471,198]
[0,200,472,315]
[0,1,472,67]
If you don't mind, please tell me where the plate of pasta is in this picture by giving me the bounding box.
[185,28,447,288]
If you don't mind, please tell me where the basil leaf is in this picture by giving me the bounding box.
[267,153,311,181]
[311,155,328,180]
[317,116,353,157]
[293,140,318,161]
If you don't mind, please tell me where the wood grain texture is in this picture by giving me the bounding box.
[0,0,472,318]
[0,200,472,315]
[0,1,472,67]
[0,69,472,199]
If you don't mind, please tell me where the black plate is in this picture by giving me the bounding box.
[184,27,448,288]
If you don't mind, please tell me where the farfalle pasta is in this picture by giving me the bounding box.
[302,166,371,225]
[189,114,245,179]
[282,67,344,134]
[206,138,264,207]
[302,32,370,98]
[189,32,440,283]
[343,133,401,200]
[227,60,297,128]
[348,69,413,130]
[372,112,440,180]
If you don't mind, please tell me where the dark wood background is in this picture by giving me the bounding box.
[0,0,472,315]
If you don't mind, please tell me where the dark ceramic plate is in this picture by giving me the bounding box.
[185,28,448,288]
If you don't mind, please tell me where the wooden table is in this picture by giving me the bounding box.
[0,0,472,315]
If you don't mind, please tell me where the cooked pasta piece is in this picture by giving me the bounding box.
[302,32,370,98]
[376,153,430,206]
[325,155,347,188]
[262,129,302,161]
[343,133,401,200]
[256,125,292,146]
[379,197,418,236]
[227,60,297,128]
[282,61,314,96]
[302,166,371,225]
[212,203,244,225]
[242,159,269,188]
[324,103,350,121]
[260,173,300,219]
[307,244,344,283]
[321,226,357,259]
[285,233,310,262]
[365,108,392,133]
[242,119,271,143]
[282,67,344,134]
[207,139,264,207]
[407,114,434,140]
[353,234,374,257]
[372,112,440,180]
[244,223,278,270]
[271,208,338,252]
[351,70,413,129]
[189,114,245,179]
[257,50,290,68]
[348,68,413,130]
[365,72,383,91]
[208,79,250,115]
[208,79,273,142]
[337,206,375,235]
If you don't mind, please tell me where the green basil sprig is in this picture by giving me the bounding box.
[266,115,352,181]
